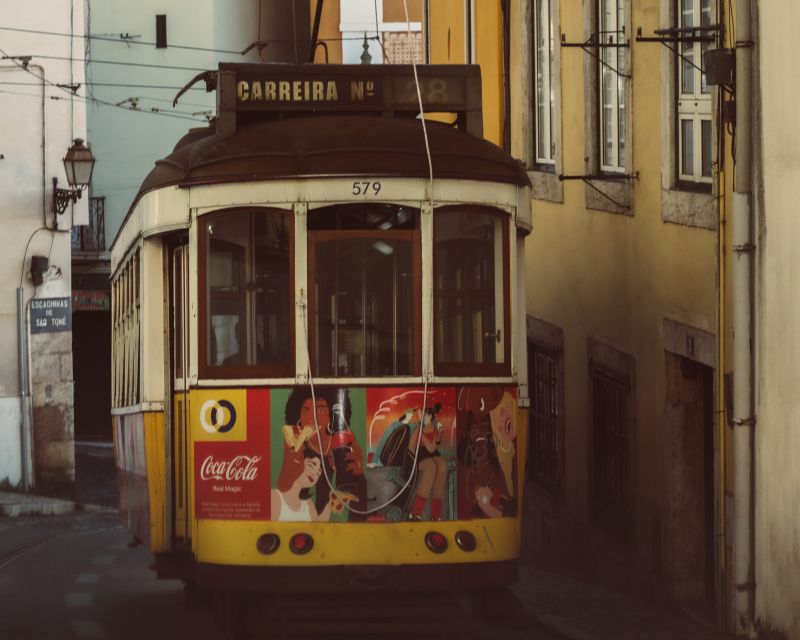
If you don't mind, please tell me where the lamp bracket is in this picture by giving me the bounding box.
[52,177,83,226]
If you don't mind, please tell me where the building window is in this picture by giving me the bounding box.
[340,0,423,64]
[677,0,713,186]
[598,0,628,173]
[155,15,167,49]
[528,342,562,495]
[199,208,293,378]
[434,207,510,377]
[308,204,420,377]
[589,364,632,540]
[533,0,555,166]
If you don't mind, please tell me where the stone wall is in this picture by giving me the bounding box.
[30,331,75,495]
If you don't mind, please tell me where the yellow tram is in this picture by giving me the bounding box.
[110,63,531,619]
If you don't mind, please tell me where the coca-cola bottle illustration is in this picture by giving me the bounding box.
[330,388,368,521]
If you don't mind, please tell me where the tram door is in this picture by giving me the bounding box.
[170,243,191,544]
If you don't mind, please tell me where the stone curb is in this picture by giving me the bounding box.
[0,491,115,518]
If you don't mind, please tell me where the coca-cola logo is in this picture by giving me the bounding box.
[200,455,261,481]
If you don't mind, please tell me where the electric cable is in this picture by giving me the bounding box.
[292,0,439,520]
[0,44,205,122]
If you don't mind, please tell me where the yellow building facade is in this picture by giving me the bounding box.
[506,0,735,631]
[418,0,741,633]
[308,0,743,633]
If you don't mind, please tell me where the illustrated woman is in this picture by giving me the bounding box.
[271,449,332,522]
[407,404,448,521]
[282,387,366,520]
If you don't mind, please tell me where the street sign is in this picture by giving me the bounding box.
[30,297,72,334]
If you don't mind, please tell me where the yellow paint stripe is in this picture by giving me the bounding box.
[196,518,520,566]
[144,411,167,552]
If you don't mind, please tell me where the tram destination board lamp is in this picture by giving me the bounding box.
[52,138,95,229]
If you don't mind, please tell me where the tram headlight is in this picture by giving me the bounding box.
[256,533,280,555]
[455,530,477,552]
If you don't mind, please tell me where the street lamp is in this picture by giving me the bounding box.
[52,138,95,228]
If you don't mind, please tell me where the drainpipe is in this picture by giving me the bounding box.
[17,288,33,491]
[732,0,755,635]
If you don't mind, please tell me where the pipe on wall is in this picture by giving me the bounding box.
[732,0,755,635]
[17,288,33,491]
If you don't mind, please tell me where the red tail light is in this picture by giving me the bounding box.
[289,533,314,555]
[424,531,448,554]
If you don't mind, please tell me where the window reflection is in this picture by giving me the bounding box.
[309,204,419,377]
[203,209,291,375]
[434,208,508,374]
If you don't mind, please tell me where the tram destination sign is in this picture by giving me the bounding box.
[30,297,72,334]
[217,64,483,136]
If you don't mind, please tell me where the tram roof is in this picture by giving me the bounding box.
[135,115,529,203]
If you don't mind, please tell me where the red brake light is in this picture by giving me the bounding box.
[424,531,448,554]
[289,533,314,555]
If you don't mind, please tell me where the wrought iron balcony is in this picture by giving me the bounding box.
[71,196,106,254]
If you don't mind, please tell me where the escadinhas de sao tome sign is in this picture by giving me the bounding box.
[30,297,72,334]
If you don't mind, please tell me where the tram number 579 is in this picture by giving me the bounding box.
[352,180,381,196]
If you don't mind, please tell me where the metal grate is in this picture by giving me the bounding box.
[589,367,632,540]
[528,344,562,495]
[71,196,106,252]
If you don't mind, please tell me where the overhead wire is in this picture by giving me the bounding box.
[0,24,381,53]
[290,1,436,520]
[0,25,243,54]
[0,43,205,122]
[2,53,209,73]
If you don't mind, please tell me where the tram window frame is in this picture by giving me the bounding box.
[198,207,294,379]
[111,248,141,408]
[433,206,511,377]
[307,203,421,378]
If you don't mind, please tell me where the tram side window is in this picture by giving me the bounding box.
[434,207,510,376]
[308,204,420,377]
[201,208,293,378]
[112,249,141,408]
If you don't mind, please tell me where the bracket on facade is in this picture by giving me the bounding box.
[558,173,639,211]
[635,24,719,45]
[560,31,631,79]
[635,25,719,78]
[2,55,32,68]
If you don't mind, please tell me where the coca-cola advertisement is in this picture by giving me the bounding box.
[194,389,270,520]
[189,385,517,523]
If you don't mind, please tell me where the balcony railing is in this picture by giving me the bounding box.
[71,196,106,253]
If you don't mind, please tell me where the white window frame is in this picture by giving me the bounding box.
[677,0,713,185]
[598,0,628,174]
[466,0,476,63]
[533,0,555,166]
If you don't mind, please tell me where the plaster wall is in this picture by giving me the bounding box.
[754,3,800,637]
[0,0,87,490]
[427,0,503,146]
[0,399,22,487]
[510,0,718,596]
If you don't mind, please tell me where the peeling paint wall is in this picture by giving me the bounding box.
[0,0,87,493]
[755,3,800,637]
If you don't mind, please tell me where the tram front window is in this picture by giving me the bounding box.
[434,207,510,376]
[309,204,420,377]
[201,208,292,377]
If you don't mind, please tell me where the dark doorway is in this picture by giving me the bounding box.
[664,352,715,611]
[72,310,112,441]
